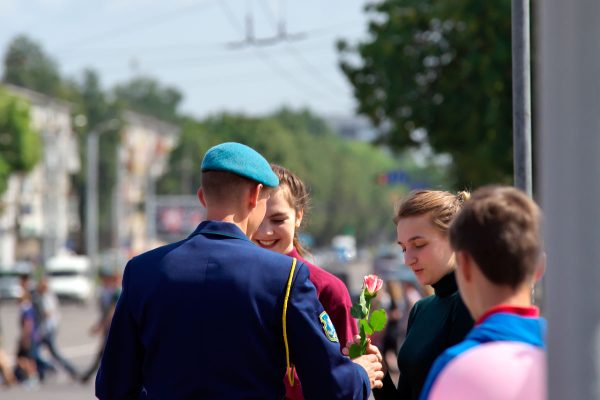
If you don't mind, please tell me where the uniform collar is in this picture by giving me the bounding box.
[191,220,253,243]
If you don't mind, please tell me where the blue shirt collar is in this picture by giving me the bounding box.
[190,220,253,243]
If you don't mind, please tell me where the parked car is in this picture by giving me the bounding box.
[0,261,33,300]
[46,255,93,303]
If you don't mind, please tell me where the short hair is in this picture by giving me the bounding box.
[201,170,258,204]
[449,185,542,289]
[394,189,471,234]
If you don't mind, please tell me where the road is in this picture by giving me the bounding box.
[0,300,99,399]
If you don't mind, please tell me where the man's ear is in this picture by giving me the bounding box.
[533,252,547,283]
[248,183,263,208]
[456,251,473,282]
[198,187,207,208]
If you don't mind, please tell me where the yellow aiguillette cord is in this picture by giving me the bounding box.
[282,257,297,386]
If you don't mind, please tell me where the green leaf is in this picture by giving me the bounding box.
[348,343,363,359]
[350,303,367,319]
[359,288,367,306]
[370,309,388,332]
[360,319,374,336]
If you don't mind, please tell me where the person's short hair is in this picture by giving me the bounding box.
[449,185,542,289]
[201,170,258,204]
[394,189,471,234]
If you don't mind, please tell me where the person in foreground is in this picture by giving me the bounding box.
[95,142,383,400]
[252,164,358,399]
[420,185,546,400]
[372,190,474,400]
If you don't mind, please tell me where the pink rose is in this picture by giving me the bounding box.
[364,274,383,296]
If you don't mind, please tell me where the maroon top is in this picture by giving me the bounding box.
[284,247,358,399]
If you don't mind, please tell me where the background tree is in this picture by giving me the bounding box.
[338,0,513,188]
[113,77,183,123]
[0,87,40,196]
[2,35,64,97]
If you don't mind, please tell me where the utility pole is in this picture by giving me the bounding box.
[85,119,118,271]
[539,0,600,398]
[85,130,99,271]
[42,128,59,266]
[512,0,532,195]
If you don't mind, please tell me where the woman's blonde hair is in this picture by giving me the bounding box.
[270,164,310,257]
[394,189,471,234]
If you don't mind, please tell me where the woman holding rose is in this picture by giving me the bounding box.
[373,189,474,400]
[252,164,359,399]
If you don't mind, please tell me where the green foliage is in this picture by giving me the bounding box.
[348,343,362,359]
[369,309,388,332]
[0,87,40,196]
[2,35,63,97]
[339,0,513,188]
[0,155,10,196]
[113,76,183,122]
[351,289,369,319]
[360,319,374,336]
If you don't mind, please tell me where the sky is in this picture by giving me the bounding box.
[0,0,371,118]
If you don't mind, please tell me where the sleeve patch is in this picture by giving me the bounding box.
[319,311,339,343]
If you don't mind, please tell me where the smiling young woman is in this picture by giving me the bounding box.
[252,164,358,400]
[374,190,474,400]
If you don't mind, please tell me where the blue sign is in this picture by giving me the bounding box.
[377,170,429,189]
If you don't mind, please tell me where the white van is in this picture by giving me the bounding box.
[46,255,94,303]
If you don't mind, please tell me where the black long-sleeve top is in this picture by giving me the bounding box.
[374,271,474,400]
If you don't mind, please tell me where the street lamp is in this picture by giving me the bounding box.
[82,118,119,271]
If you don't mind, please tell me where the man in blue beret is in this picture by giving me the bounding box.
[96,142,383,399]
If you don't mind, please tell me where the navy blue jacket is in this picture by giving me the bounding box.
[96,221,370,399]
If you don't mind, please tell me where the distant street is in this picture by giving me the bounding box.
[0,300,98,399]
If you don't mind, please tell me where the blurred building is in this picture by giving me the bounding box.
[0,86,180,270]
[112,111,179,262]
[0,84,80,267]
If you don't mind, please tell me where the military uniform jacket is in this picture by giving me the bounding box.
[96,221,370,400]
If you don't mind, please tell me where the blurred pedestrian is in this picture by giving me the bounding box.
[17,273,55,383]
[374,190,474,400]
[421,186,546,400]
[251,164,359,399]
[80,269,120,383]
[36,277,79,380]
[14,290,39,386]
[96,142,382,399]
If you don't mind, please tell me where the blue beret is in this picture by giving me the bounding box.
[201,142,279,188]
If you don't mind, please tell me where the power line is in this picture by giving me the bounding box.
[218,0,245,36]
[216,1,343,102]
[90,44,335,72]
[256,0,348,94]
[53,0,216,54]
[54,19,361,56]
[283,45,348,93]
